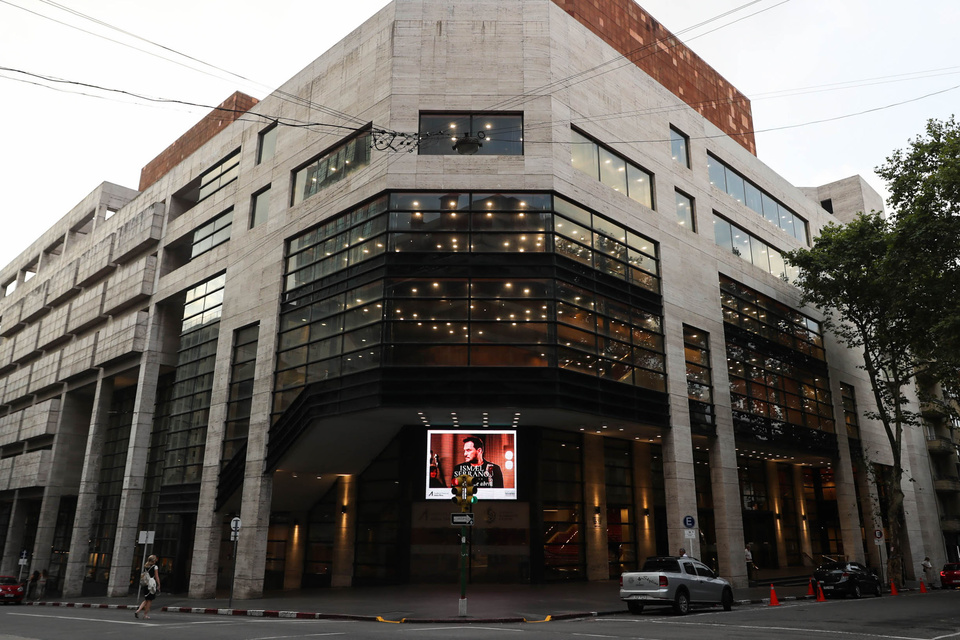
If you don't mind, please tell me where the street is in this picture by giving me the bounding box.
[0,590,957,640]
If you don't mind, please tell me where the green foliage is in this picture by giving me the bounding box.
[785,116,960,585]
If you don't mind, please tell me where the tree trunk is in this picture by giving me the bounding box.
[886,476,906,588]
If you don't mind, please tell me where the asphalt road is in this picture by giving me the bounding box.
[0,590,957,640]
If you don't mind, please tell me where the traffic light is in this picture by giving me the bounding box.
[451,474,479,512]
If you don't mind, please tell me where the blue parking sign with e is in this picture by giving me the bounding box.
[683,515,695,528]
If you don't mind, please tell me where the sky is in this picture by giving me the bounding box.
[0,0,957,272]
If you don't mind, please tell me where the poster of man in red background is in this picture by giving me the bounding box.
[425,430,516,500]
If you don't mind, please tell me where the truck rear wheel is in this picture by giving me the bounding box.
[627,601,644,615]
[673,589,690,615]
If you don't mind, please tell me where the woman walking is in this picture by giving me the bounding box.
[135,555,160,619]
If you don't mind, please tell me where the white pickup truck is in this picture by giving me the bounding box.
[620,556,734,615]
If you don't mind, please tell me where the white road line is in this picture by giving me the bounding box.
[643,619,926,640]
[7,612,145,626]
[403,626,524,633]
[249,634,344,640]
[249,634,344,639]
[571,633,619,638]
[932,632,960,640]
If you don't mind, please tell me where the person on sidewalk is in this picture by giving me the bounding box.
[135,555,161,620]
[922,557,937,588]
[679,548,688,557]
[35,570,47,600]
[744,544,755,582]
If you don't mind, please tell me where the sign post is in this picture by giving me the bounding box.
[874,529,885,588]
[229,517,242,609]
[136,530,155,601]
[17,550,27,583]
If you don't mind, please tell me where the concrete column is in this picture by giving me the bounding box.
[63,374,114,596]
[709,419,746,586]
[582,434,608,581]
[283,511,308,590]
[632,442,657,562]
[331,477,358,587]
[834,441,865,564]
[189,320,237,598]
[33,389,95,579]
[107,346,163,597]
[766,461,788,568]
[1,491,27,577]
[859,466,884,569]
[662,412,698,562]
[793,465,814,566]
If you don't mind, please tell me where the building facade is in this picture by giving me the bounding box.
[0,0,954,599]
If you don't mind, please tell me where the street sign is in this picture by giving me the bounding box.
[684,528,696,539]
[874,537,883,545]
[451,513,475,526]
[231,517,242,532]
[683,515,696,528]
[874,529,883,539]
[138,530,155,544]
[19,550,27,560]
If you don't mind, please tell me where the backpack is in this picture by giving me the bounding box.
[140,569,151,587]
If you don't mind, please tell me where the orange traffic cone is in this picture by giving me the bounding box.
[890,580,899,596]
[920,581,928,593]
[769,584,780,606]
[816,582,826,602]
[807,577,815,597]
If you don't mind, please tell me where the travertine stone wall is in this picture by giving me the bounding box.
[0,410,22,447]
[0,335,15,370]
[66,282,106,335]
[75,234,115,288]
[27,350,61,394]
[11,321,39,363]
[47,260,78,307]
[0,300,23,337]
[20,398,60,441]
[20,282,48,324]
[10,450,52,489]
[60,333,98,380]
[103,255,157,316]
[3,365,31,402]
[93,311,148,366]
[114,203,164,263]
[37,305,70,351]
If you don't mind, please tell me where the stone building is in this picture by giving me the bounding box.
[0,0,951,598]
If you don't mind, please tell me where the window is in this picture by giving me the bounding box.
[571,129,654,209]
[712,213,797,282]
[169,149,241,219]
[684,326,714,430]
[3,279,16,297]
[104,207,118,220]
[191,209,233,259]
[820,198,834,214]
[675,190,695,229]
[292,130,372,206]
[257,124,278,165]
[251,186,271,228]
[670,127,690,168]
[707,153,809,245]
[840,383,861,441]
[418,112,523,156]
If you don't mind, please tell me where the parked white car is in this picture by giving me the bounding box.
[620,556,734,615]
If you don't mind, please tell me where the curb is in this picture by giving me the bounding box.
[23,600,621,624]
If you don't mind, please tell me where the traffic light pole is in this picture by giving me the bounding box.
[459,523,468,616]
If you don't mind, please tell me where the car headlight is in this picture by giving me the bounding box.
[16,587,23,593]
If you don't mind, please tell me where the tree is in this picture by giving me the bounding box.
[785,116,960,587]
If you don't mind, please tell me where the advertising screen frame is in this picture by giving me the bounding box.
[426,429,517,501]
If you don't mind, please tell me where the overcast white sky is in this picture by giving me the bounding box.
[0,0,957,271]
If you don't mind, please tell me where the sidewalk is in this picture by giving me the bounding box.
[24,581,821,623]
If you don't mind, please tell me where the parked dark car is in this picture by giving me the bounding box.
[941,563,960,589]
[814,561,882,598]
[0,576,24,604]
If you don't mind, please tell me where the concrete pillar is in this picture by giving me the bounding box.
[107,347,163,597]
[632,442,657,562]
[793,465,814,566]
[709,420,746,586]
[284,511,308,589]
[331,477,358,587]
[2,491,28,577]
[33,389,94,580]
[765,461,788,568]
[63,374,114,596]
[834,441,865,564]
[188,320,237,598]
[582,434,608,581]
[859,466,884,569]
[662,411,698,562]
